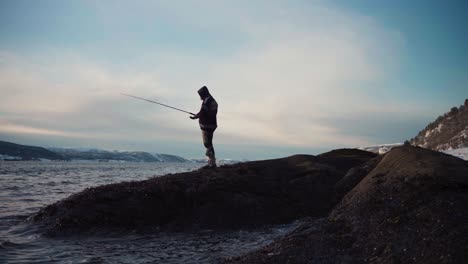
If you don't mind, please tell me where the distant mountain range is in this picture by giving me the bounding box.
[49,148,189,163]
[410,99,468,150]
[0,141,65,161]
[0,141,189,162]
[0,140,246,163]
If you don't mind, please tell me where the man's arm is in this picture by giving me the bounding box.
[190,104,206,119]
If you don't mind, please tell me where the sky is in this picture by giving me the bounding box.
[0,0,467,160]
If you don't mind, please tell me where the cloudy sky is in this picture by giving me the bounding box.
[0,0,467,159]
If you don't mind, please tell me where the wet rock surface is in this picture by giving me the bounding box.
[224,146,468,264]
[32,149,376,235]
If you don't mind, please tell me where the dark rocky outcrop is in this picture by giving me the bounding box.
[31,149,376,235]
[30,145,468,263]
[225,146,468,264]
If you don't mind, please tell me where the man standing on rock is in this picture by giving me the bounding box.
[190,86,218,169]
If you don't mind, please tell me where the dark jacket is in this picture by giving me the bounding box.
[197,87,218,131]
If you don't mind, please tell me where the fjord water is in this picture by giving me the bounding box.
[0,161,299,263]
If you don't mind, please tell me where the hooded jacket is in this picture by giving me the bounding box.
[197,86,218,131]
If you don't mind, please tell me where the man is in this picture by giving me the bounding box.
[190,86,218,169]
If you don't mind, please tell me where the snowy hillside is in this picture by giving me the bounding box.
[410,99,468,150]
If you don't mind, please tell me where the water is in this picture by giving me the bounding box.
[0,161,300,263]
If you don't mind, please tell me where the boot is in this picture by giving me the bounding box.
[200,158,217,169]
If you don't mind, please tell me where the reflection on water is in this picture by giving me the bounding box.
[0,161,299,263]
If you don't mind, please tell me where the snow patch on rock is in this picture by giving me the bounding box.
[359,143,403,155]
[443,147,468,161]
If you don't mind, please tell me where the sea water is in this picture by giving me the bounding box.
[0,161,299,263]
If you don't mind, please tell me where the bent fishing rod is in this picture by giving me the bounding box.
[121,93,195,115]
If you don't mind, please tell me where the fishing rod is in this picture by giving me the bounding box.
[121,93,195,115]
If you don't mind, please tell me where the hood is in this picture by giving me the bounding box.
[198,86,210,98]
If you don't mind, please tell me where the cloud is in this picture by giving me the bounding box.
[0,1,414,157]
[0,121,89,138]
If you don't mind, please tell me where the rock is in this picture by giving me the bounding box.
[334,155,383,200]
[225,146,468,264]
[31,149,376,235]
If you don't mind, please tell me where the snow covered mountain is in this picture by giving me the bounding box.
[410,99,468,151]
[48,148,189,163]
